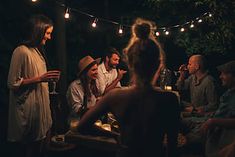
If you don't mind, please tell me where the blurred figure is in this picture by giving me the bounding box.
[96,47,127,95]
[7,15,60,157]
[200,60,235,157]
[66,56,100,122]
[176,54,218,115]
[77,18,180,157]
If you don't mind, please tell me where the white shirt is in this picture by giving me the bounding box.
[7,45,52,142]
[66,79,96,120]
[96,62,121,95]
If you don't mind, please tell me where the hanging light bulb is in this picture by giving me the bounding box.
[190,23,194,28]
[92,18,98,28]
[155,31,160,36]
[198,19,202,23]
[209,13,213,17]
[164,30,170,35]
[31,0,37,2]
[64,8,70,19]
[180,27,185,32]
[118,25,124,34]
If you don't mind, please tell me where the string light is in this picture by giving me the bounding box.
[164,30,170,36]
[32,0,213,37]
[118,25,124,34]
[64,8,70,19]
[91,18,98,28]
[190,23,194,28]
[155,31,160,36]
[180,27,185,32]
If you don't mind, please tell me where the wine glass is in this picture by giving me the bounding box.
[50,79,58,95]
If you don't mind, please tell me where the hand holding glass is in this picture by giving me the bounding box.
[46,70,61,94]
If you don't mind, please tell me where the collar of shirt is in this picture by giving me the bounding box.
[192,72,208,86]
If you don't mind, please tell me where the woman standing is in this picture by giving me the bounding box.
[7,14,60,157]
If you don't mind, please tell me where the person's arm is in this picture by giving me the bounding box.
[103,69,126,94]
[151,63,164,86]
[200,118,235,135]
[8,47,60,91]
[77,91,111,132]
[66,82,84,114]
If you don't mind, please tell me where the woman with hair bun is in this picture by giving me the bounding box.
[77,18,180,157]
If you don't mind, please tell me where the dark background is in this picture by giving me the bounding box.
[0,0,234,147]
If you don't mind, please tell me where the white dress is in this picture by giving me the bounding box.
[7,45,52,142]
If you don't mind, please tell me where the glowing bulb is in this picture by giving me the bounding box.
[155,31,160,36]
[180,27,185,32]
[198,19,202,23]
[92,18,98,28]
[209,13,212,17]
[190,23,194,28]
[118,26,123,34]
[165,30,169,35]
[92,22,97,27]
[64,8,70,19]
[32,0,37,2]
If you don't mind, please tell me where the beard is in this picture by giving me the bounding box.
[108,61,116,69]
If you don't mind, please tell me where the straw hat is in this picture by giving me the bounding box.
[77,55,101,76]
[217,60,235,75]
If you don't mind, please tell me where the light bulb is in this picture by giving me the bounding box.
[64,8,70,19]
[155,31,160,36]
[190,23,194,28]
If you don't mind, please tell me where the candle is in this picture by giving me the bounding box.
[94,120,102,127]
[70,119,79,132]
[102,124,111,131]
[164,85,172,91]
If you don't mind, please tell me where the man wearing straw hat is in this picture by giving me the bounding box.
[66,55,100,122]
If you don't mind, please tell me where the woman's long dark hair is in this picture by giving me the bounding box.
[22,14,53,48]
[79,62,99,102]
[21,14,53,67]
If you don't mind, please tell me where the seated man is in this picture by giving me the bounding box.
[96,47,127,96]
[200,60,235,157]
[176,54,218,115]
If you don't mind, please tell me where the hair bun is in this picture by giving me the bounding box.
[134,23,151,39]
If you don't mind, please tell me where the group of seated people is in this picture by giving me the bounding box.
[65,18,235,157]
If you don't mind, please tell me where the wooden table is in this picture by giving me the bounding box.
[64,130,121,151]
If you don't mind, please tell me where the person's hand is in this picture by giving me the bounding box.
[117,69,127,80]
[39,70,61,82]
[179,64,188,72]
[200,118,215,135]
[184,106,194,113]
[195,107,205,116]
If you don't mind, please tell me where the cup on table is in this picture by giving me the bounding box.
[164,85,172,91]
[70,119,79,132]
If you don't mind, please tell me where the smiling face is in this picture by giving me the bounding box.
[107,53,120,69]
[219,72,235,88]
[41,26,53,45]
[87,64,98,80]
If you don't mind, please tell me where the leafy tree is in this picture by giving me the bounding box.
[145,0,235,55]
